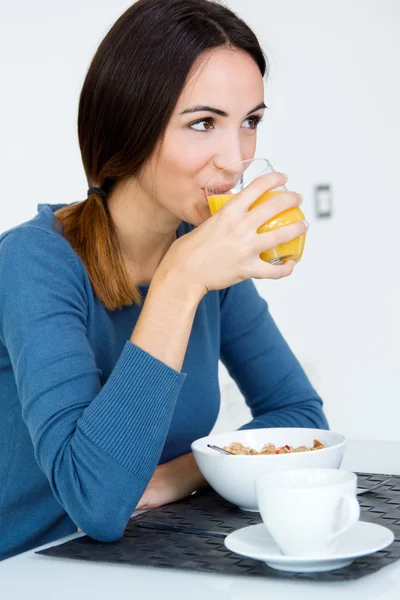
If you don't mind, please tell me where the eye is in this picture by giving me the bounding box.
[188,118,215,132]
[243,115,263,129]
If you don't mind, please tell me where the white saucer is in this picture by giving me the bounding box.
[224,521,394,573]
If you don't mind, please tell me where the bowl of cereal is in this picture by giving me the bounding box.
[191,428,346,511]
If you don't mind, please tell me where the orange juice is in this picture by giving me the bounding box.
[208,190,306,263]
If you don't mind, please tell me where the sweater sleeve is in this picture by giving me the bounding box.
[0,226,186,541]
[219,279,329,431]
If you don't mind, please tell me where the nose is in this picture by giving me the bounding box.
[212,131,244,173]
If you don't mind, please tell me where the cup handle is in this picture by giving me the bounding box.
[329,495,360,542]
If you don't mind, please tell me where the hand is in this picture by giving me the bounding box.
[159,172,307,297]
[135,453,207,511]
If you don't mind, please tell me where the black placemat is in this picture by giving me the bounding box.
[37,473,400,581]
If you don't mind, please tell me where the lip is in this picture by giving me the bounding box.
[203,185,234,195]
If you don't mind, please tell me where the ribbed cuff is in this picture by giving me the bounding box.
[79,342,186,478]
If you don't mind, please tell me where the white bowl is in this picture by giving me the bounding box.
[191,428,346,511]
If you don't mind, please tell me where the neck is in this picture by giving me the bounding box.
[107,179,180,286]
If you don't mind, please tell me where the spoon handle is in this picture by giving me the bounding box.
[207,444,233,455]
[357,478,391,495]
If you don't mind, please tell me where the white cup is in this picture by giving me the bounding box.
[255,468,360,557]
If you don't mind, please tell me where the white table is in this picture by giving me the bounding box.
[1,439,400,600]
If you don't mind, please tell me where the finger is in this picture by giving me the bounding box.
[228,172,288,212]
[253,259,296,280]
[254,220,308,253]
[247,191,302,229]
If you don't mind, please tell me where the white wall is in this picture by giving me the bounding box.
[216,0,400,441]
[1,0,399,441]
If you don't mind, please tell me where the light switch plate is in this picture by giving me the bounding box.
[315,184,332,218]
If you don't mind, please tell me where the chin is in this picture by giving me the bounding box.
[191,204,211,226]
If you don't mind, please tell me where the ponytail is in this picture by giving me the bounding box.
[55,194,142,311]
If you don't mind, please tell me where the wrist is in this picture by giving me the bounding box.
[152,259,206,308]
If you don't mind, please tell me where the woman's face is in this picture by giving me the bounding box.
[139,47,266,227]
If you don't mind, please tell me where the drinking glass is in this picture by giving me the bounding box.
[205,158,306,264]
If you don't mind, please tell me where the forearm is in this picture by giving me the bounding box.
[165,452,208,493]
[130,266,203,372]
[136,452,208,510]
[239,399,329,431]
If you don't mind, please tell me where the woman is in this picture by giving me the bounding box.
[0,0,327,560]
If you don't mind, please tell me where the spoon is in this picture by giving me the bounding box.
[207,444,233,455]
[356,478,391,495]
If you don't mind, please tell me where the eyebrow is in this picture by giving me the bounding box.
[179,102,267,117]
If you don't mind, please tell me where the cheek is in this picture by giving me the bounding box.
[156,153,199,200]
[163,129,212,175]
[164,150,200,176]
[166,143,210,180]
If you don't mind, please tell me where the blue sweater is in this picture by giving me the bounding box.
[0,204,328,560]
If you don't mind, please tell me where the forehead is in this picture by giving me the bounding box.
[175,48,264,112]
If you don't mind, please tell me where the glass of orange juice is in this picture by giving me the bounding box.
[205,158,306,264]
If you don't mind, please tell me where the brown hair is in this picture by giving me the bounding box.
[56,0,267,310]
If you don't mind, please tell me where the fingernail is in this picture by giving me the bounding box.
[282,172,288,179]
[303,220,309,229]
[298,193,303,201]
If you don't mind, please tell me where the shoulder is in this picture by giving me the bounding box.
[0,204,87,299]
[0,204,84,275]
